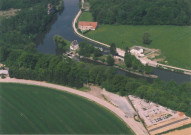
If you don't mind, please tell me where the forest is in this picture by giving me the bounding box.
[0,0,191,117]
[89,0,191,25]
[0,0,62,50]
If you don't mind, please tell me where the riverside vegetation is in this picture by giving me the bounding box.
[0,0,191,122]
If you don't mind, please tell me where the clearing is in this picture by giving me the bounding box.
[0,8,20,21]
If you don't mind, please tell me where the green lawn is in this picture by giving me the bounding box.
[78,11,94,22]
[80,11,191,69]
[0,83,133,134]
[85,25,191,69]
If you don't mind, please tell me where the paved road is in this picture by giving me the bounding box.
[0,78,148,135]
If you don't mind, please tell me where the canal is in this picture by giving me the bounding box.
[37,0,191,84]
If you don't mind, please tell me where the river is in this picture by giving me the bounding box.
[37,0,191,84]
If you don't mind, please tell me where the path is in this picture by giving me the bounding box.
[72,0,126,57]
[0,78,148,135]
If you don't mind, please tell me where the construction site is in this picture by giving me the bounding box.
[129,95,191,135]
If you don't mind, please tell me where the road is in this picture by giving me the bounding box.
[0,78,148,135]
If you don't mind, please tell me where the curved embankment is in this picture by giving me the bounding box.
[73,0,191,75]
[72,3,126,57]
[0,78,148,135]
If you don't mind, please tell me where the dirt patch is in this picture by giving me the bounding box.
[114,56,125,65]
[87,85,104,99]
[0,9,20,18]
[162,127,191,135]
[150,118,191,135]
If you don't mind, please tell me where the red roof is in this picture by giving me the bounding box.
[78,21,98,29]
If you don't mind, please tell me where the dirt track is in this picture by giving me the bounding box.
[163,127,191,135]
[0,78,148,135]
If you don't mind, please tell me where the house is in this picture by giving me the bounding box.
[130,46,144,57]
[116,48,125,57]
[70,40,79,51]
[48,4,55,14]
[78,21,98,31]
[0,70,9,78]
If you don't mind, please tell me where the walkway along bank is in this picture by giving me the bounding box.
[73,0,191,76]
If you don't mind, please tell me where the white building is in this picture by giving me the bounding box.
[70,40,79,51]
[0,70,9,77]
[130,46,144,57]
[116,48,125,57]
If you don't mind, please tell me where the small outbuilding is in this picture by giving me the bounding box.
[48,4,55,14]
[0,70,9,78]
[70,40,79,51]
[130,46,144,57]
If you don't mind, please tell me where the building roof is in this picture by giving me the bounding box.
[0,70,8,75]
[132,46,141,51]
[71,40,78,46]
[78,21,98,29]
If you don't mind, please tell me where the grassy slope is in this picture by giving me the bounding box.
[0,83,133,134]
[79,12,191,69]
[78,12,94,22]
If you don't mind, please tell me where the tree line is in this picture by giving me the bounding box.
[89,0,191,25]
[1,47,191,116]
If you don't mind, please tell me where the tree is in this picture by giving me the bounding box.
[144,64,152,74]
[110,43,116,55]
[142,32,152,45]
[124,53,132,67]
[0,47,10,62]
[125,46,130,54]
[79,42,94,57]
[106,55,115,66]
[53,35,68,55]
[94,48,102,57]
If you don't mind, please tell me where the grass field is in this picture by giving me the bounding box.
[85,25,191,69]
[79,12,191,69]
[0,83,133,134]
[78,11,94,22]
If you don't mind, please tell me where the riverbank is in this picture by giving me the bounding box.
[80,57,157,79]
[0,78,148,135]
[73,0,191,77]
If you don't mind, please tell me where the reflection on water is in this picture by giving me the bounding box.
[35,15,58,46]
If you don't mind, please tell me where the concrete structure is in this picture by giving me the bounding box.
[130,46,144,57]
[70,40,79,51]
[78,21,98,31]
[129,95,180,127]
